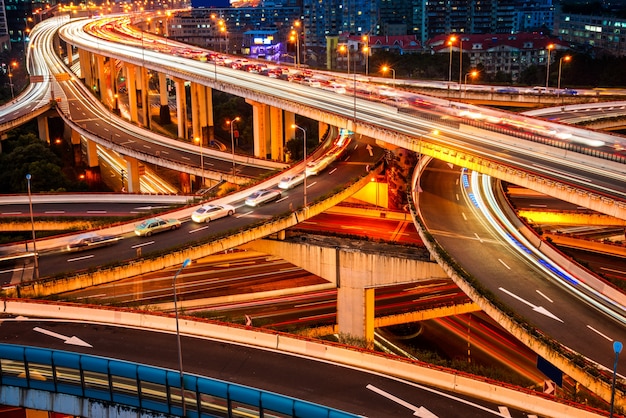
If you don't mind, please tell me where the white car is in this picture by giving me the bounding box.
[278,173,305,190]
[245,189,282,207]
[191,204,235,223]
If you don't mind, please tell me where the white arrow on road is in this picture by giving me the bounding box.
[499,287,563,322]
[34,327,93,347]
[366,384,438,418]
[366,144,374,156]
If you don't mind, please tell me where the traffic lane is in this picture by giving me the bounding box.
[0,319,534,417]
[419,159,626,374]
[293,212,423,244]
[0,202,181,217]
[556,246,626,283]
[29,141,381,278]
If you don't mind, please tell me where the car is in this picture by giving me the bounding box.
[191,204,235,223]
[244,189,282,207]
[305,155,334,176]
[496,87,518,94]
[66,233,120,252]
[134,217,181,237]
[278,173,305,190]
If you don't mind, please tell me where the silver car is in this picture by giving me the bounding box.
[191,204,236,223]
[245,189,282,207]
[278,173,305,190]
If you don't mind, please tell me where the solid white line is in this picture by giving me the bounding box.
[67,255,95,262]
[587,325,613,342]
[189,226,209,233]
[1,212,22,215]
[131,241,154,248]
[498,259,511,270]
[536,290,553,303]
[236,211,254,218]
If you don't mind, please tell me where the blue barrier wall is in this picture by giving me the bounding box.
[0,344,358,418]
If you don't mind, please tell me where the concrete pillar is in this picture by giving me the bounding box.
[319,121,329,142]
[179,172,192,194]
[140,66,151,129]
[123,156,141,193]
[174,77,188,139]
[95,54,106,97]
[190,82,201,141]
[125,64,139,123]
[36,115,49,144]
[109,58,117,111]
[158,72,171,125]
[66,43,73,66]
[246,99,271,159]
[205,87,214,141]
[85,138,99,168]
[269,106,284,161]
[25,409,48,418]
[78,50,92,87]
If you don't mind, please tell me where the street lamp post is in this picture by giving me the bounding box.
[8,61,17,99]
[194,137,204,188]
[448,36,456,82]
[293,20,302,67]
[229,117,240,177]
[464,70,478,93]
[339,44,350,74]
[557,55,571,91]
[611,341,623,418]
[381,65,395,88]
[292,124,307,207]
[362,35,369,76]
[173,258,191,416]
[545,43,555,90]
[25,174,39,280]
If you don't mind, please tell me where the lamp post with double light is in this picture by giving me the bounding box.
[362,35,369,76]
[8,61,17,99]
[545,43,555,89]
[339,44,350,74]
[228,117,240,177]
[447,36,456,82]
[381,65,395,88]
[173,258,191,416]
[557,55,571,91]
[26,174,39,280]
[292,124,307,207]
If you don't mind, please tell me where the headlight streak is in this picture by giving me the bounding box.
[466,170,626,325]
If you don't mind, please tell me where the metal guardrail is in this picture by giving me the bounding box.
[0,343,358,418]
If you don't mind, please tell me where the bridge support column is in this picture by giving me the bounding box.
[36,115,50,144]
[140,66,151,129]
[95,54,106,97]
[123,156,141,193]
[269,106,285,161]
[78,49,93,88]
[246,99,272,159]
[158,72,171,125]
[70,130,83,166]
[85,138,99,168]
[109,58,118,111]
[337,284,375,345]
[319,121,328,141]
[66,43,73,66]
[190,82,204,141]
[125,64,139,123]
[174,77,188,140]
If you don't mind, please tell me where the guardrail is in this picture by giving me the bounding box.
[0,343,357,418]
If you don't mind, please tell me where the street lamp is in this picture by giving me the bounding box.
[362,35,369,76]
[447,36,456,82]
[557,55,571,91]
[25,174,39,280]
[228,117,240,177]
[173,258,191,416]
[381,65,395,88]
[8,61,17,99]
[464,70,478,93]
[194,137,204,188]
[545,43,555,90]
[339,44,350,74]
[611,341,623,418]
[292,124,307,207]
[293,20,302,67]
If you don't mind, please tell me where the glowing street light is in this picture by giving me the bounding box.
[292,20,302,67]
[362,34,369,76]
[173,258,191,416]
[447,35,456,82]
[464,70,478,93]
[292,124,307,207]
[338,44,350,74]
[8,61,17,99]
[194,137,204,188]
[557,55,571,91]
[25,173,39,280]
[228,117,240,177]
[381,65,395,88]
[545,43,555,90]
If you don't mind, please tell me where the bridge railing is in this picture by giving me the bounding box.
[0,343,358,418]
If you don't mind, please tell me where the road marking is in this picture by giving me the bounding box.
[328,168,338,175]
[67,255,95,262]
[601,267,626,275]
[34,327,93,347]
[498,259,511,270]
[461,212,467,221]
[45,211,65,214]
[87,210,107,214]
[499,287,563,322]
[366,144,373,156]
[131,241,154,248]
[474,233,483,243]
[1,212,22,215]
[189,226,209,233]
[366,384,438,418]
[536,290,553,303]
[587,325,613,342]
[306,181,316,188]
[236,211,254,218]
[497,406,512,417]
[456,193,459,201]
[276,196,289,203]
[529,204,547,208]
